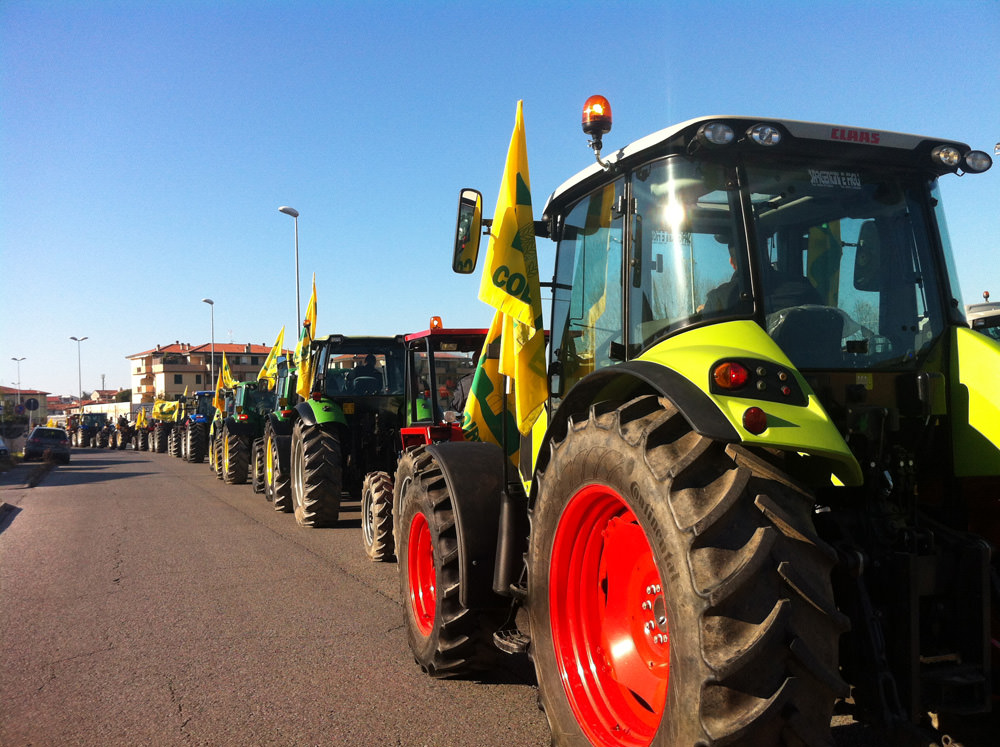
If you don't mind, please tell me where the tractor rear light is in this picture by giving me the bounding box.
[281,409,295,418]
[696,122,735,147]
[712,361,750,390]
[931,145,962,168]
[963,150,992,173]
[237,413,248,422]
[311,391,322,401]
[747,123,782,146]
[581,95,612,138]
[742,407,768,434]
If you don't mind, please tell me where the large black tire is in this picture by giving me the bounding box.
[168,427,181,458]
[186,423,207,463]
[392,446,424,553]
[529,395,848,746]
[152,425,169,453]
[290,420,342,527]
[251,437,266,494]
[223,426,249,485]
[266,426,293,512]
[398,448,505,677]
[361,471,394,561]
[210,431,224,480]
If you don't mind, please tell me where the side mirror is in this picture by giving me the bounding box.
[453,188,483,274]
[853,220,880,292]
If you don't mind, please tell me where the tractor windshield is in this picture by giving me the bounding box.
[624,155,953,370]
[743,160,951,369]
[320,341,405,397]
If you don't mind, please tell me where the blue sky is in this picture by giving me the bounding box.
[2,0,998,397]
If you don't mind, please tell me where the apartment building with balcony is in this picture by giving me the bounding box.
[126,341,280,405]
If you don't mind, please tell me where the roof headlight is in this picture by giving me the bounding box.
[962,150,993,173]
[747,123,782,146]
[696,122,735,147]
[931,145,962,168]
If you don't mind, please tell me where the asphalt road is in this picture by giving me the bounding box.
[0,449,992,746]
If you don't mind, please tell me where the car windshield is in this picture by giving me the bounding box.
[31,428,66,439]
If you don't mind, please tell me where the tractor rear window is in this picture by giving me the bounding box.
[322,343,405,396]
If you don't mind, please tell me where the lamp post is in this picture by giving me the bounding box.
[69,336,88,412]
[11,357,24,406]
[202,298,215,387]
[278,206,301,324]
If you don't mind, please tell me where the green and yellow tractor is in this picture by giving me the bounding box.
[289,335,406,527]
[395,99,999,745]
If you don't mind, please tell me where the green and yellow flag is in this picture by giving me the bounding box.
[258,326,285,389]
[471,100,546,436]
[461,310,520,462]
[152,399,179,422]
[212,370,225,416]
[221,352,237,388]
[295,275,317,400]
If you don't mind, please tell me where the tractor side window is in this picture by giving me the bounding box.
[550,179,624,397]
[629,158,749,349]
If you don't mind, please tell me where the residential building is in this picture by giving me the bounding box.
[0,385,51,428]
[126,341,281,405]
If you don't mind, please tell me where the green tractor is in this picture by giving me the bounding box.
[395,100,999,746]
[289,335,406,527]
[215,380,276,485]
[360,320,487,561]
[261,355,299,511]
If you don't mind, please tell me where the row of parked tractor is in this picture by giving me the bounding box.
[66,98,1000,745]
[147,322,486,564]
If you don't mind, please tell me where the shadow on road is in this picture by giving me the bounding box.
[0,503,22,534]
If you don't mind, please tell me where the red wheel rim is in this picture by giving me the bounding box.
[550,483,669,746]
[407,511,436,636]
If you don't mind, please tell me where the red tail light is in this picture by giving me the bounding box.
[713,361,750,389]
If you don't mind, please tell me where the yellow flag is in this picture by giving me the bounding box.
[222,352,237,388]
[258,326,285,388]
[136,408,147,428]
[461,310,520,462]
[295,275,317,400]
[476,101,546,435]
[152,399,179,422]
[212,370,225,415]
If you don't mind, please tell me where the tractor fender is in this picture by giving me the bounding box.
[294,399,348,428]
[423,441,508,611]
[534,360,739,498]
[267,411,295,437]
[223,416,254,439]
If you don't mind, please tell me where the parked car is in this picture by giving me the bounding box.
[0,435,9,460]
[23,426,71,463]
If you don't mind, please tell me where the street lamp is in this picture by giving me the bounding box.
[69,336,88,410]
[278,206,301,325]
[201,298,215,387]
[11,357,24,406]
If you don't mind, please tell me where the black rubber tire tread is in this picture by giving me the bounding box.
[96,430,109,448]
[168,427,181,458]
[290,419,342,527]
[251,437,266,494]
[265,425,293,512]
[152,425,168,453]
[186,423,207,463]
[529,394,847,747]
[211,432,224,480]
[362,470,395,561]
[223,426,249,485]
[392,446,425,556]
[398,448,505,678]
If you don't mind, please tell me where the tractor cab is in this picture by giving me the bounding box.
[400,318,487,450]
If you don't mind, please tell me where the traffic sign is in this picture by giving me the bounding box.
[25,398,39,411]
